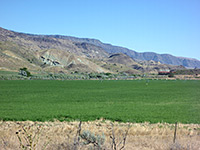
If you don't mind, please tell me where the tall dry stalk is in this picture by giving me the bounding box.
[110,123,130,150]
[16,124,50,150]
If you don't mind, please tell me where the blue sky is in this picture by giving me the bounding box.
[0,0,200,60]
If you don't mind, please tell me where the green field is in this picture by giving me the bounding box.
[0,80,199,123]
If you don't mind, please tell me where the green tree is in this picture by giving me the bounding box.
[19,68,31,77]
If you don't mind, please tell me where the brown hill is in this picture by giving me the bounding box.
[0,27,109,59]
[107,53,138,66]
[0,27,186,74]
[38,49,109,73]
[0,41,109,73]
[0,41,41,71]
[55,32,200,68]
[101,53,185,74]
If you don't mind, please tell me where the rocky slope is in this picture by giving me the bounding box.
[0,27,110,73]
[49,34,200,68]
[0,27,189,74]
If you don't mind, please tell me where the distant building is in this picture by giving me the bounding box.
[158,69,170,75]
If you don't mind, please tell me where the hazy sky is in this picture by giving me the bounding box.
[0,0,200,60]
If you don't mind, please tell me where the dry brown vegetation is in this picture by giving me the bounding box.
[0,120,200,150]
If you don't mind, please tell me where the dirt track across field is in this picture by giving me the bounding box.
[0,120,200,150]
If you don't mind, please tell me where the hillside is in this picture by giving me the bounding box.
[102,53,185,74]
[0,27,191,75]
[0,41,109,73]
[50,34,200,68]
[0,27,110,73]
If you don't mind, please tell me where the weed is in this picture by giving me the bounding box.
[16,124,49,150]
[109,123,130,150]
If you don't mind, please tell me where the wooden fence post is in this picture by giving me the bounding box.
[173,122,177,143]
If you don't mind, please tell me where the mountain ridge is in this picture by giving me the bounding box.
[49,34,200,68]
[1,27,199,68]
[0,27,199,74]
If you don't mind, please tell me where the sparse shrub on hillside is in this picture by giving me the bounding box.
[104,73,112,76]
[96,75,103,79]
[168,72,175,78]
[74,71,79,74]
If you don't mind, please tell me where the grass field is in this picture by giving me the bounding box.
[0,80,199,123]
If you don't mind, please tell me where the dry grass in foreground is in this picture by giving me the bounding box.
[0,120,200,150]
